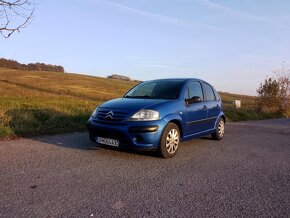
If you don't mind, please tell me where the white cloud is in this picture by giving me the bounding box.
[92,0,227,32]
[196,0,290,29]
[194,0,290,32]
[195,0,264,21]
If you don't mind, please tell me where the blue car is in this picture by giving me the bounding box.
[87,78,225,158]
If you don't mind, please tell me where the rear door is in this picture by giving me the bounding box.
[202,83,221,129]
[183,81,208,136]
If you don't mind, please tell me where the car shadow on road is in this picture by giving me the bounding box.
[31,132,98,150]
[32,131,160,158]
[97,144,160,158]
[30,125,217,158]
[201,136,215,140]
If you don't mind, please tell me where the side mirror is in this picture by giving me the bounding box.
[186,96,202,104]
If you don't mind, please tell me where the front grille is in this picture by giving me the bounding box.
[97,108,128,122]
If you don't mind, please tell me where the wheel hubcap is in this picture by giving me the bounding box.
[166,129,179,154]
[218,120,225,137]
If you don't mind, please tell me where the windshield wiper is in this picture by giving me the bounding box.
[124,95,152,99]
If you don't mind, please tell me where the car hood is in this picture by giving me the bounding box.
[99,98,170,112]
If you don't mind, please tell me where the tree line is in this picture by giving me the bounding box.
[107,74,131,81]
[0,58,64,73]
[107,74,142,82]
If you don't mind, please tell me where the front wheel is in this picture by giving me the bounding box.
[211,117,225,140]
[159,123,180,158]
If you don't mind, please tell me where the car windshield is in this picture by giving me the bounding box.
[124,80,185,99]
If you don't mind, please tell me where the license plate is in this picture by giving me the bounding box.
[97,137,119,147]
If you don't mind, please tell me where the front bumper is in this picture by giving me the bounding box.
[87,117,167,151]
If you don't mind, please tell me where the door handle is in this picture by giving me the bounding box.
[203,105,208,111]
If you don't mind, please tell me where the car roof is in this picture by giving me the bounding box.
[143,78,205,83]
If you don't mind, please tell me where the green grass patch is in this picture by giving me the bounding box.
[220,92,288,121]
[224,107,283,122]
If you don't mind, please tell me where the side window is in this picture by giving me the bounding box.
[203,83,216,101]
[186,81,203,101]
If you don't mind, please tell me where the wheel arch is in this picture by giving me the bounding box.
[221,115,226,123]
[167,119,183,138]
[214,112,226,129]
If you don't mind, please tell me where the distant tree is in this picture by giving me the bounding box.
[274,65,290,111]
[107,74,131,81]
[257,65,290,113]
[257,78,280,111]
[0,0,34,38]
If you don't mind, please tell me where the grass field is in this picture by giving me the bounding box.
[0,67,283,139]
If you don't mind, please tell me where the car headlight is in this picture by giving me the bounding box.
[129,109,159,121]
[91,107,99,118]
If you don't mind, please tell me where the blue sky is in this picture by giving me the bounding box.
[1,0,290,95]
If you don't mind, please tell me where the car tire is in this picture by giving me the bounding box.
[159,123,180,158]
[211,117,225,140]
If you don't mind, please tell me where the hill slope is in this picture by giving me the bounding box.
[0,68,136,138]
[0,67,278,138]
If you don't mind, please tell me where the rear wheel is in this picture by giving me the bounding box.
[211,117,225,140]
[159,123,180,158]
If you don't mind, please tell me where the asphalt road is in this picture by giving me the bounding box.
[0,119,289,217]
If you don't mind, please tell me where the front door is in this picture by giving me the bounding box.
[183,81,208,136]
